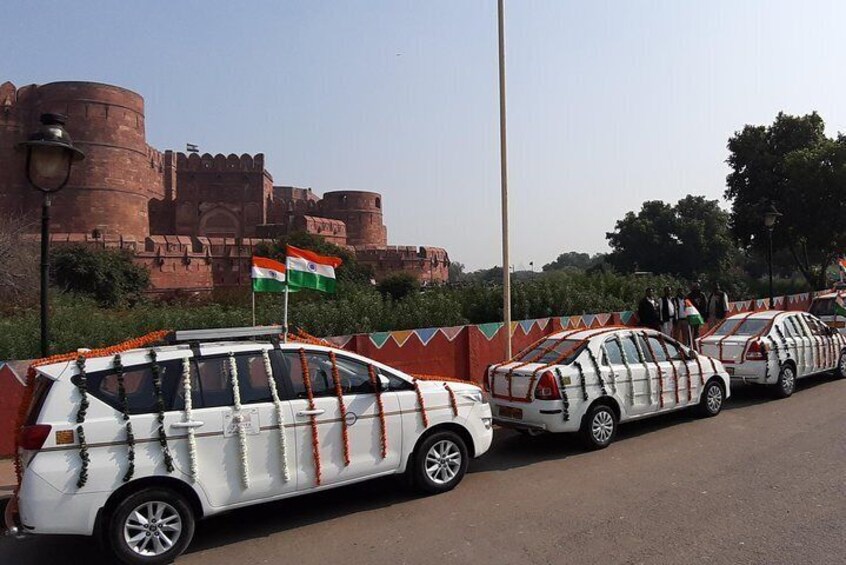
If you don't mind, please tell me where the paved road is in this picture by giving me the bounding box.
[3,375,845,565]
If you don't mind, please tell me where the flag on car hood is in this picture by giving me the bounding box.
[683,299,705,327]
[286,245,343,293]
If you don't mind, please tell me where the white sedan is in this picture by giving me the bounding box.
[700,310,846,398]
[485,327,731,449]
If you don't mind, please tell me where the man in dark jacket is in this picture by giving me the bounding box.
[638,287,660,330]
[686,282,709,341]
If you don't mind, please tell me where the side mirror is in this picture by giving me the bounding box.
[378,375,391,391]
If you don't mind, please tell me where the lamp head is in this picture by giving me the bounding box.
[17,113,84,193]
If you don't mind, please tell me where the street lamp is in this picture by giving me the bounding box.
[763,203,782,309]
[17,113,85,357]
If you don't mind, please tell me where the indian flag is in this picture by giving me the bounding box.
[251,256,287,293]
[683,299,705,327]
[286,245,343,294]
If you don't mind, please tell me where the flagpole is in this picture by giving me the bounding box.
[251,289,256,327]
[497,0,512,360]
[283,284,289,343]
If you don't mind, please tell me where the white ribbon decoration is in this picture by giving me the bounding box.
[181,357,198,483]
[229,353,250,489]
[262,349,290,482]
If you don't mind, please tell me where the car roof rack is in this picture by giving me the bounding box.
[165,325,286,345]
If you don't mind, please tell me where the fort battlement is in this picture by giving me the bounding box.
[175,152,269,174]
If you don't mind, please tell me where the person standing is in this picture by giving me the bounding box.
[686,282,709,342]
[708,283,730,322]
[638,287,661,331]
[673,287,689,345]
[659,286,676,336]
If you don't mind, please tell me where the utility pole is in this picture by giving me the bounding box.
[497,0,512,359]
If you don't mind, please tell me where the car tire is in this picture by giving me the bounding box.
[410,430,469,495]
[696,379,724,418]
[836,349,846,379]
[773,363,797,399]
[579,404,617,450]
[107,487,196,565]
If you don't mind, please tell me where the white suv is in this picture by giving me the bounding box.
[7,327,493,564]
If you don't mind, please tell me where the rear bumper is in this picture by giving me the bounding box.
[17,467,105,536]
[490,400,580,433]
[724,360,772,385]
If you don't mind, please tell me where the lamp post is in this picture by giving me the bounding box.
[763,204,782,309]
[17,113,85,357]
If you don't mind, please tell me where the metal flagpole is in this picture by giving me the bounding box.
[497,0,512,360]
[283,285,289,343]
[251,290,256,327]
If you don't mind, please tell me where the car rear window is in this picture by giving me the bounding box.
[711,318,770,336]
[78,360,183,415]
[516,339,585,364]
[24,375,54,426]
[810,298,836,317]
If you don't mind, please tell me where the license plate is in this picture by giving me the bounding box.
[499,406,523,420]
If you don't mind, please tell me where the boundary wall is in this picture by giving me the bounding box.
[0,292,816,456]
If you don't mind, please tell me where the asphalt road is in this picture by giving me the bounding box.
[3,374,845,565]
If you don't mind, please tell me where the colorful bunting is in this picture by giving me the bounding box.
[477,322,504,341]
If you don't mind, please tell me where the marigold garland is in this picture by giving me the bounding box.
[574,361,588,401]
[641,332,664,408]
[707,356,719,376]
[227,353,250,488]
[74,355,90,488]
[413,380,429,427]
[412,373,475,385]
[263,350,290,481]
[149,350,174,474]
[555,368,570,422]
[657,336,679,404]
[298,348,322,486]
[181,357,198,483]
[444,383,459,417]
[327,350,352,467]
[114,354,136,483]
[368,364,388,459]
[692,350,705,386]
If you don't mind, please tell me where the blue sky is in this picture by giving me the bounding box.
[5,1,846,269]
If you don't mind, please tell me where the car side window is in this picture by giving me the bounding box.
[662,339,685,361]
[604,339,625,365]
[635,335,656,363]
[235,351,274,404]
[281,351,354,399]
[85,359,183,415]
[619,336,641,364]
[646,336,668,362]
[194,356,236,408]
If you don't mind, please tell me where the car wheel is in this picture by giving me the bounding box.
[773,364,796,399]
[411,430,469,495]
[696,380,724,417]
[107,487,195,565]
[580,404,617,450]
[836,350,846,379]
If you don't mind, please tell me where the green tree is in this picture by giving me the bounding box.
[376,272,420,301]
[605,196,735,279]
[448,261,465,282]
[725,112,846,288]
[542,251,606,271]
[51,246,150,307]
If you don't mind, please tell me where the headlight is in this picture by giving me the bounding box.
[459,390,484,404]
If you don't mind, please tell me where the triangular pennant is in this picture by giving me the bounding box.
[595,313,612,327]
[558,316,571,329]
[619,311,634,325]
[773,296,785,306]
[440,326,464,342]
[477,322,503,340]
[391,330,414,347]
[415,327,439,346]
[536,318,550,331]
[369,332,391,349]
[756,299,767,309]
[519,319,536,335]
[326,335,353,349]
[510,321,519,336]
[582,314,596,327]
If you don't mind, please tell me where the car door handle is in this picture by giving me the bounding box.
[297,409,325,417]
[171,420,204,429]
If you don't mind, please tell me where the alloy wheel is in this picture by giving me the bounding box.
[591,410,615,444]
[425,439,462,485]
[706,384,723,414]
[781,367,796,394]
[123,500,183,557]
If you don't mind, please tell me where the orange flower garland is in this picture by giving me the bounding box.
[298,348,322,486]
[444,383,459,417]
[412,373,474,385]
[693,350,705,386]
[13,330,170,487]
[656,335,679,404]
[640,332,664,408]
[367,364,388,459]
[413,380,429,428]
[327,350,351,467]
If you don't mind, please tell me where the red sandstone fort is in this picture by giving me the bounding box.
[0,81,450,292]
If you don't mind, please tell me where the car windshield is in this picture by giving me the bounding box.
[712,318,770,336]
[515,338,585,365]
[810,298,836,317]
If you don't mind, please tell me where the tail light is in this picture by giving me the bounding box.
[534,371,561,400]
[19,424,52,450]
[746,340,767,361]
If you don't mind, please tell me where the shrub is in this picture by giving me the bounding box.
[50,245,150,307]
[377,272,419,301]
